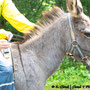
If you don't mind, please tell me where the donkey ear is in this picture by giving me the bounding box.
[66,0,83,17]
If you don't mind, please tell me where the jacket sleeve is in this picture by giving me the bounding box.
[0,29,12,39]
[0,29,7,39]
[1,0,35,33]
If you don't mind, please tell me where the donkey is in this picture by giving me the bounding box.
[11,0,90,90]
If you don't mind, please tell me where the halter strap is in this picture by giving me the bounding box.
[67,13,89,61]
[67,13,76,41]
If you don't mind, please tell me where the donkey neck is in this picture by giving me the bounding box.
[20,14,68,79]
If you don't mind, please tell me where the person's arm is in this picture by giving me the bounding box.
[1,0,35,33]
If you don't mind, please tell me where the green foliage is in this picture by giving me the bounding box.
[55,0,67,11]
[81,0,90,15]
[13,0,55,22]
[44,56,90,90]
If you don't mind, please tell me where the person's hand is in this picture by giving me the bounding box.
[0,39,11,49]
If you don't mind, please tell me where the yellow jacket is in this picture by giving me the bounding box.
[0,0,35,39]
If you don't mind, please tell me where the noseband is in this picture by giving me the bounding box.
[67,13,90,62]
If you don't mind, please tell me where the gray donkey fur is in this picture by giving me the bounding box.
[11,0,90,90]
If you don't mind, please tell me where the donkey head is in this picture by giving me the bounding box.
[67,0,90,70]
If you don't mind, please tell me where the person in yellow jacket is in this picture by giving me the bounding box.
[0,0,35,90]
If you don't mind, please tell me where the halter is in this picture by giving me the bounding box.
[67,13,90,62]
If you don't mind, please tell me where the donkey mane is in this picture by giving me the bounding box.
[23,6,64,41]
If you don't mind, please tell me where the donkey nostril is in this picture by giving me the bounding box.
[84,33,90,37]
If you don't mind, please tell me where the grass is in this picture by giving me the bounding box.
[44,56,90,90]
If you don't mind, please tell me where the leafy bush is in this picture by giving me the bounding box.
[44,56,90,90]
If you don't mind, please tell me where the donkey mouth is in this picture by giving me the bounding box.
[83,59,90,70]
[81,56,90,70]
